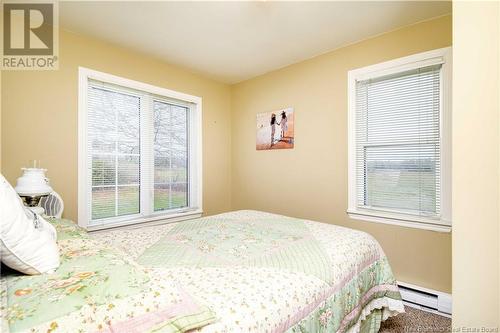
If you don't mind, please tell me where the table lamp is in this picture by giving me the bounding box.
[15,164,53,215]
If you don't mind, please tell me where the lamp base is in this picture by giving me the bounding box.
[20,194,48,217]
[20,195,47,207]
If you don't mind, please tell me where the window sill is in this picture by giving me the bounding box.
[86,209,203,232]
[347,210,451,233]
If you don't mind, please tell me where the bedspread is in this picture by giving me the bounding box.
[1,219,215,333]
[93,210,405,332]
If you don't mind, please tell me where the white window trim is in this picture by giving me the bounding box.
[347,47,452,233]
[78,67,203,231]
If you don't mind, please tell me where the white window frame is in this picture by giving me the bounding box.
[347,47,452,232]
[78,67,203,231]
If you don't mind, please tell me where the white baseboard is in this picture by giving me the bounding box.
[397,281,452,316]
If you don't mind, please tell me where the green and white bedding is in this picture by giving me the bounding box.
[94,210,404,332]
[1,210,404,332]
[1,219,215,333]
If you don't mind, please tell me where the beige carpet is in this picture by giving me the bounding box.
[380,306,451,332]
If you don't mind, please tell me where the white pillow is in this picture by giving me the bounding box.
[0,174,60,275]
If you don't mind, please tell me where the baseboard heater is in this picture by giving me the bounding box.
[397,281,452,315]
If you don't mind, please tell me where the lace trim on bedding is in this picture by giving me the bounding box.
[344,297,405,333]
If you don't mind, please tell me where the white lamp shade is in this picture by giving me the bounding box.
[15,168,53,196]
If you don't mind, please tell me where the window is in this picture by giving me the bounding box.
[348,48,451,232]
[78,68,202,230]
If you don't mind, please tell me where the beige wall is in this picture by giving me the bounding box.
[1,29,232,221]
[452,1,499,328]
[231,15,452,292]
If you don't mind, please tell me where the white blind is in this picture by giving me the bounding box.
[355,64,442,217]
[88,80,141,220]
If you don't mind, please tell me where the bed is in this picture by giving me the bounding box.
[1,210,404,333]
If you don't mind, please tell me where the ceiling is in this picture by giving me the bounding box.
[60,1,451,84]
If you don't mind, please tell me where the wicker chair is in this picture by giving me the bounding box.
[38,191,64,218]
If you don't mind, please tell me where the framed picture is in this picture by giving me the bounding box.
[256,107,294,150]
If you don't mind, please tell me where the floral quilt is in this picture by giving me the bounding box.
[1,219,215,333]
[93,210,405,332]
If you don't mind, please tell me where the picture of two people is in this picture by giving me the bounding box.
[256,107,294,150]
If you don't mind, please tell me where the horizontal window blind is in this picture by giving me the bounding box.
[355,64,442,217]
[85,77,199,227]
[88,80,141,220]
